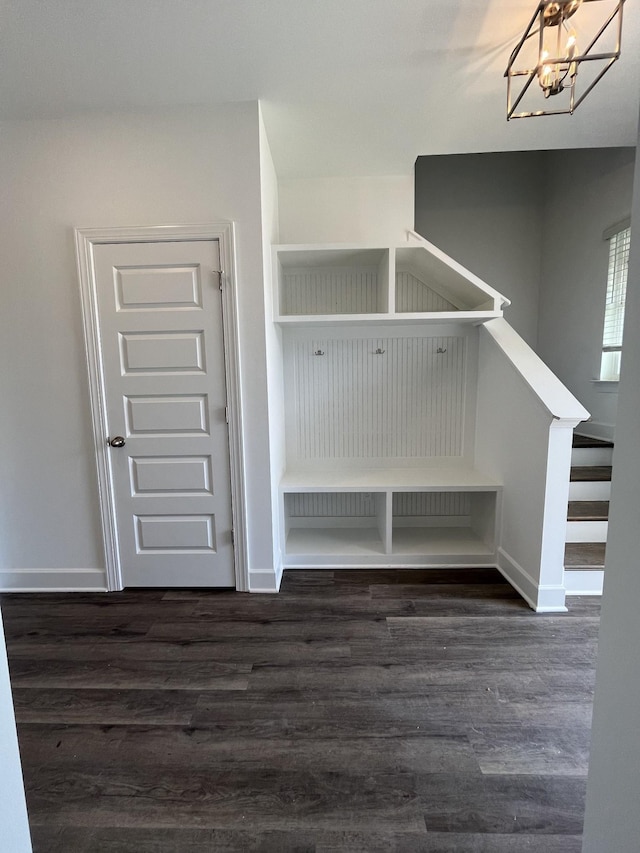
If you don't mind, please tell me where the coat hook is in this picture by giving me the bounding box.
[375,348,386,355]
[437,347,447,354]
[314,349,325,356]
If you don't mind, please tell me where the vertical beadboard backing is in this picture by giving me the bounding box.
[282,268,381,315]
[290,335,466,461]
[392,492,471,517]
[395,272,457,313]
[287,493,376,518]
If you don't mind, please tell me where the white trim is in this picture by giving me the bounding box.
[497,548,567,612]
[565,570,604,596]
[590,380,620,393]
[0,568,107,593]
[248,566,283,593]
[406,229,511,309]
[603,216,631,241]
[74,224,248,592]
[481,320,590,424]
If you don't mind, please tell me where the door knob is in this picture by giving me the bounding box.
[109,436,126,448]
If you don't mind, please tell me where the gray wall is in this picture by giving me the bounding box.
[538,148,635,440]
[415,152,546,346]
[414,148,635,435]
[0,104,275,579]
[582,115,640,853]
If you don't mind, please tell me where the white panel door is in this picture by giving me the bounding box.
[93,240,234,587]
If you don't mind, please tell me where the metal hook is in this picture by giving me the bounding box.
[437,347,447,354]
[375,348,386,355]
[314,349,325,356]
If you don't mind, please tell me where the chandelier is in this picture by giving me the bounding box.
[505,0,626,119]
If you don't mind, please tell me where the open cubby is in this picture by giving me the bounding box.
[394,247,495,314]
[391,491,496,557]
[277,248,389,317]
[282,487,499,567]
[284,491,388,563]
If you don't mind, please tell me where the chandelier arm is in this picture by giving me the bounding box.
[505,2,545,74]
[572,55,620,110]
[580,1,624,57]
[507,71,538,118]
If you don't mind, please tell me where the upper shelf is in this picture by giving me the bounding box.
[273,235,510,325]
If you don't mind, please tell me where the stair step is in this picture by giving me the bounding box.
[567,501,609,522]
[564,542,606,569]
[570,466,612,482]
[572,434,614,449]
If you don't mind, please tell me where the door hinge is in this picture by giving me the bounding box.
[225,405,229,424]
[231,529,235,546]
[213,269,224,290]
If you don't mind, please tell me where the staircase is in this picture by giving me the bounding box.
[564,433,613,595]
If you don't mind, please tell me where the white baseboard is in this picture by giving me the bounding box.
[0,567,107,593]
[497,548,567,613]
[248,565,283,593]
[564,569,604,596]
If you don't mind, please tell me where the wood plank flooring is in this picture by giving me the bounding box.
[1,570,600,853]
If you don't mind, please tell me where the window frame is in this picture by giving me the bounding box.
[600,218,632,383]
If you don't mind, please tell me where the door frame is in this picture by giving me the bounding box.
[75,223,248,591]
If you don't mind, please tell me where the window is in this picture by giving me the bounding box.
[600,223,631,382]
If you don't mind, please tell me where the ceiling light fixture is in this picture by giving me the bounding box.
[505,0,625,119]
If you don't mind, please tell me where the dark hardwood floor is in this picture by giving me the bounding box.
[1,569,600,853]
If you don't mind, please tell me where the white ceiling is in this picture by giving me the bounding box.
[1,0,638,176]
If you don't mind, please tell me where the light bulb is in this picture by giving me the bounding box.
[566,30,578,77]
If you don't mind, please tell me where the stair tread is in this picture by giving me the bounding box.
[570,466,612,482]
[573,434,614,449]
[564,542,606,569]
[567,501,609,521]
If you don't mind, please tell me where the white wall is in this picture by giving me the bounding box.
[0,611,32,851]
[0,104,275,586]
[278,175,414,245]
[475,320,586,611]
[582,117,640,853]
[537,148,635,442]
[414,152,545,346]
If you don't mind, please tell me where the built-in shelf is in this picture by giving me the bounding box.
[272,239,508,572]
[286,527,386,557]
[281,484,500,568]
[275,311,501,327]
[281,465,502,493]
[391,527,494,556]
[273,242,506,325]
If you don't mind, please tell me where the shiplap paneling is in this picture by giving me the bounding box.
[395,272,457,313]
[286,492,377,518]
[282,267,381,315]
[392,492,471,517]
[291,335,466,461]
